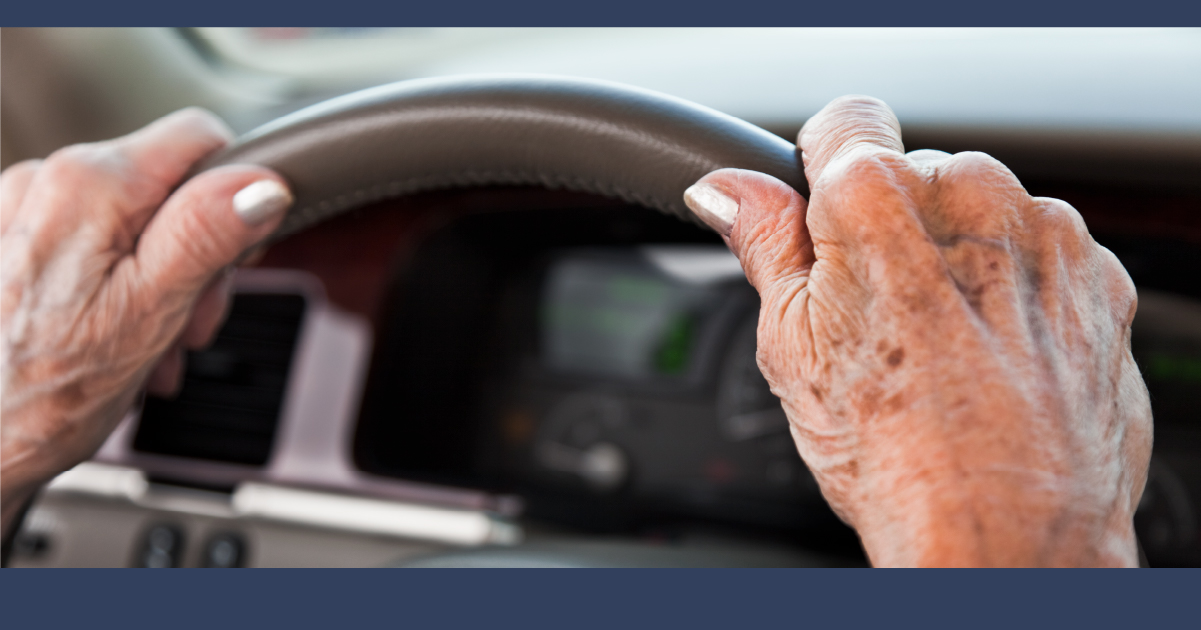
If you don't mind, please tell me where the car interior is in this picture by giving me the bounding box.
[2,27,1199,568]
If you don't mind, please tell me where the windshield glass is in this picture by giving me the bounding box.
[189,27,1201,132]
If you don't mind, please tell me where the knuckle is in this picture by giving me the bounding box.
[824,145,905,188]
[43,141,173,211]
[937,152,1029,210]
[925,155,1028,237]
[815,147,919,239]
[2,158,43,180]
[944,151,1016,181]
[905,149,952,166]
[167,106,231,141]
[42,144,119,187]
[1030,197,1091,244]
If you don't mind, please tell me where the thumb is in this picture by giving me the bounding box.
[130,164,291,299]
[683,168,813,296]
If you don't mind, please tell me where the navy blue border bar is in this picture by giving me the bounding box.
[4,8,1200,630]
[2,569,1199,629]
[1,0,1199,26]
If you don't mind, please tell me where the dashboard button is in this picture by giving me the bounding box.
[137,524,184,568]
[202,533,246,568]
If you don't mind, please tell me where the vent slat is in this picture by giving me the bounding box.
[133,293,307,465]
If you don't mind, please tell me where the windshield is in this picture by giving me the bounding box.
[190,27,1201,132]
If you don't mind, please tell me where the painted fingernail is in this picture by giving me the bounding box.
[233,180,292,226]
[683,182,739,236]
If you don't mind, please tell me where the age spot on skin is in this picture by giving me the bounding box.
[883,392,906,413]
[886,348,905,367]
[57,381,87,408]
[810,383,824,401]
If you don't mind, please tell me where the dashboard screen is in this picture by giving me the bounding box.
[540,251,722,378]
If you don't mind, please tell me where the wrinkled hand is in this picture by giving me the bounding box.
[1,109,291,534]
[684,96,1152,567]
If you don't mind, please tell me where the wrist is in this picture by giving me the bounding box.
[848,467,1139,567]
[1,429,71,537]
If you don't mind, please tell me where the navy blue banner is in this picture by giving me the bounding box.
[2,569,1199,629]
[1,0,1199,27]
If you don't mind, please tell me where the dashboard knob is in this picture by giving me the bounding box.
[579,442,629,491]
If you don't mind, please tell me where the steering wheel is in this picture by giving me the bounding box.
[202,74,808,240]
[201,75,819,567]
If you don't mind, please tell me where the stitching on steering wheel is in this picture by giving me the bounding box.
[278,169,686,238]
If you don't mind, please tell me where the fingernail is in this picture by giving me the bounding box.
[233,180,292,226]
[683,182,739,236]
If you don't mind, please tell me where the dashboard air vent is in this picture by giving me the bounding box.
[133,293,307,465]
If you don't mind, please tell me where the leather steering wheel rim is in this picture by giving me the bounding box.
[201,74,808,238]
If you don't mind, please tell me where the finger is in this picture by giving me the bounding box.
[683,168,813,296]
[101,107,235,232]
[115,107,234,181]
[1020,196,1120,325]
[127,165,291,301]
[181,270,234,349]
[798,95,904,187]
[906,149,952,168]
[919,153,1028,329]
[794,96,941,296]
[1,159,41,235]
[8,109,234,257]
[146,344,185,397]
[925,152,1026,239]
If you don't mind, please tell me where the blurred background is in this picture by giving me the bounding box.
[4,28,1200,184]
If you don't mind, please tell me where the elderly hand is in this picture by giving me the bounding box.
[1,109,291,535]
[684,96,1153,567]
